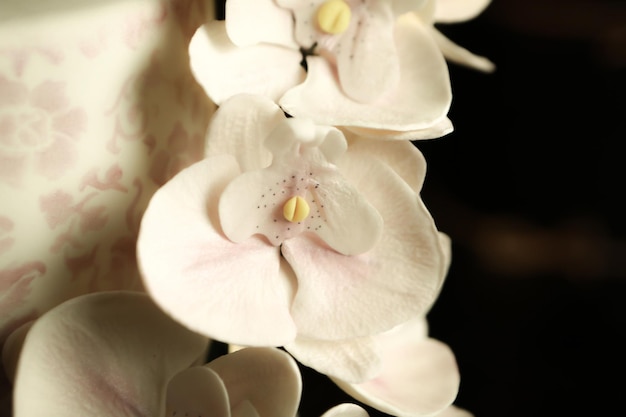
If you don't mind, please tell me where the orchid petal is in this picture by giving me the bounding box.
[335,2,400,103]
[137,157,297,346]
[1,321,33,384]
[284,153,445,340]
[232,400,262,417]
[207,347,302,417]
[333,318,460,417]
[189,22,305,105]
[430,28,495,72]
[392,0,429,15]
[205,94,284,171]
[436,405,474,417]
[166,367,231,417]
[344,116,453,141]
[280,13,450,133]
[11,292,208,417]
[276,0,321,49]
[415,0,436,24]
[434,0,492,23]
[226,0,298,48]
[219,119,383,256]
[321,403,370,417]
[342,137,427,194]
[285,334,381,383]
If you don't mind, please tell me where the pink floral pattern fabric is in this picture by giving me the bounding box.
[0,0,213,346]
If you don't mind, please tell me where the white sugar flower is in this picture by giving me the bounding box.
[136,94,448,379]
[3,291,302,417]
[189,0,453,139]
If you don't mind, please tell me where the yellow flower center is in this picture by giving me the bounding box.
[316,0,351,35]
[283,196,310,223]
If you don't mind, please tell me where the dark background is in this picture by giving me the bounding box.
[296,1,626,416]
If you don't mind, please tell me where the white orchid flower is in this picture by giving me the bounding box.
[136,94,448,380]
[2,291,302,417]
[189,0,453,139]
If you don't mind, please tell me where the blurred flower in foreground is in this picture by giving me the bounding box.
[136,94,448,380]
[2,291,302,417]
[189,0,453,139]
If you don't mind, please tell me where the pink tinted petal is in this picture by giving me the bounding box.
[344,116,453,141]
[336,2,400,103]
[280,14,450,132]
[166,367,230,417]
[321,403,370,417]
[226,0,298,48]
[284,156,445,340]
[207,347,302,417]
[434,0,492,23]
[430,28,495,72]
[285,334,381,383]
[137,157,297,346]
[205,94,284,171]
[333,318,460,417]
[189,22,305,105]
[338,138,451,298]
[12,292,208,417]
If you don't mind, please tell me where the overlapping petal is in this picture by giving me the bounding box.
[284,150,444,339]
[189,21,305,104]
[5,291,209,417]
[4,291,302,417]
[285,333,381,383]
[137,156,298,346]
[206,347,302,417]
[332,317,461,417]
[332,1,401,103]
[279,13,451,133]
[225,0,298,48]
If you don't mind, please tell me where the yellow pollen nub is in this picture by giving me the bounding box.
[283,196,310,223]
[317,0,351,35]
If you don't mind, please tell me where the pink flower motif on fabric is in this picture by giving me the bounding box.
[0,76,87,185]
[148,122,204,187]
[121,2,169,49]
[0,46,64,78]
[0,261,45,325]
[0,216,14,256]
[39,190,108,253]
